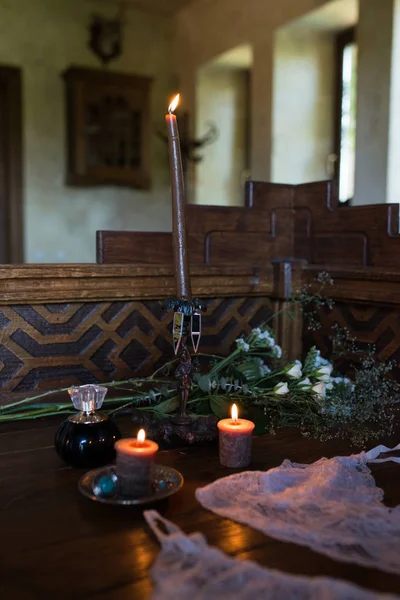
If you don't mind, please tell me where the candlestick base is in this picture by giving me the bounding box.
[128,408,218,448]
[170,413,193,426]
[162,297,207,428]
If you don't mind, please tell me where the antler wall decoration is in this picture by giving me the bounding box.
[157,113,219,164]
[181,121,219,163]
[88,5,126,66]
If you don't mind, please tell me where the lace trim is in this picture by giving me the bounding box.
[196,444,400,575]
[144,511,398,600]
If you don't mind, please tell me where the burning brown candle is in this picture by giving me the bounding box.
[217,404,255,468]
[115,429,158,497]
[165,94,192,300]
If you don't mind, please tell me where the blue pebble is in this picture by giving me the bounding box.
[98,475,117,495]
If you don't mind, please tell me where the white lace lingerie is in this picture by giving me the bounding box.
[144,510,398,599]
[144,443,400,599]
[195,443,400,576]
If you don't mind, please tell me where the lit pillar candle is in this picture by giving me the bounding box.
[165,94,192,300]
[217,404,255,468]
[115,430,159,497]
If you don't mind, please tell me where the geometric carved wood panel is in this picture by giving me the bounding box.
[0,297,272,395]
[303,301,400,376]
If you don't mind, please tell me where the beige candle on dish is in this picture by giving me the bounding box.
[217,404,255,468]
[115,430,159,497]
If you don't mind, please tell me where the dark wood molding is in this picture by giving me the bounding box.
[0,264,270,304]
[0,65,23,263]
[0,261,399,306]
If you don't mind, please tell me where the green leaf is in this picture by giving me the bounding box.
[159,385,172,398]
[303,346,318,374]
[210,395,234,419]
[192,372,201,384]
[152,396,179,414]
[248,405,270,435]
[235,359,262,383]
[219,377,228,390]
[192,398,211,415]
[197,375,212,393]
[229,365,248,381]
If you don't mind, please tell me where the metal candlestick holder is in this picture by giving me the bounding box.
[111,296,216,446]
[163,296,206,425]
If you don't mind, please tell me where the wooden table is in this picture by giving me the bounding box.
[1,419,400,599]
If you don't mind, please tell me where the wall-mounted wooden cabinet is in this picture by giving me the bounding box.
[63,67,152,189]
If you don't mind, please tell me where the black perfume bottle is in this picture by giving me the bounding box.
[55,384,121,468]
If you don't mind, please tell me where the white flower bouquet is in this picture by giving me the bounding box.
[0,323,396,446]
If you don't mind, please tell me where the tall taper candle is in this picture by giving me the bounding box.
[165,94,192,300]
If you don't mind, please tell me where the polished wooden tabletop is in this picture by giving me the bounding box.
[1,418,400,599]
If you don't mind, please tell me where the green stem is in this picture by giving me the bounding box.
[0,401,72,414]
[263,280,330,327]
[1,386,179,418]
[0,350,226,415]
[208,349,241,378]
[109,377,171,387]
[255,369,285,387]
[149,359,178,379]
[263,297,303,325]
[150,353,224,380]
[0,387,71,412]
[0,378,175,414]
[196,352,225,361]
[0,405,70,422]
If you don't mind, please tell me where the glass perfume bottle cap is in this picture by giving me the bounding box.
[68,384,108,414]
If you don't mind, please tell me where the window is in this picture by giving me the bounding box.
[335,29,357,203]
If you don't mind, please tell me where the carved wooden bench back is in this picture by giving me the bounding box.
[97,179,400,381]
[97,180,400,269]
[1,179,400,401]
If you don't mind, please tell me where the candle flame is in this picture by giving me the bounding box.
[168,93,180,114]
[137,428,146,445]
[231,403,238,423]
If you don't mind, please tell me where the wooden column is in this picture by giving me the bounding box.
[272,260,305,361]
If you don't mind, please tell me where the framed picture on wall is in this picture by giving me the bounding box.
[63,67,152,189]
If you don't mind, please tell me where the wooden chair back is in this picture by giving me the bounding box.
[97,180,400,269]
